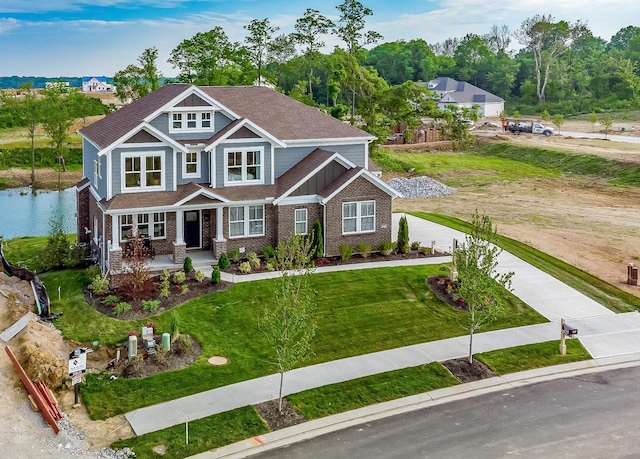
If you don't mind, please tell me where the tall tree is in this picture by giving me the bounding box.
[41,87,74,189]
[486,24,512,54]
[515,15,587,104]
[113,47,162,103]
[453,211,514,364]
[244,18,279,85]
[0,83,43,185]
[260,234,317,413]
[292,8,334,97]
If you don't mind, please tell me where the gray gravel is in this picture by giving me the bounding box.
[387,176,455,198]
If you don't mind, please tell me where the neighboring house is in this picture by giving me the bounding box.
[419,77,504,117]
[76,84,400,272]
[82,76,114,93]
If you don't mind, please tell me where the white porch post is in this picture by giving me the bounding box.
[112,215,119,247]
[176,210,184,243]
[215,206,224,241]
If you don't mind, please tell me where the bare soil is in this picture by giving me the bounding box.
[254,399,306,431]
[442,358,497,383]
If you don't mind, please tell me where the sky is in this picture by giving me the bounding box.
[1,0,639,77]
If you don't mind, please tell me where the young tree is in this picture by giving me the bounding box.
[436,105,477,150]
[397,215,410,254]
[113,47,162,103]
[260,234,317,413]
[453,211,514,364]
[244,18,279,85]
[41,87,74,189]
[1,84,44,185]
[552,114,565,133]
[600,114,614,140]
[588,112,598,132]
[541,109,550,122]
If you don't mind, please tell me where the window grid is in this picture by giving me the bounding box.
[120,213,166,241]
[342,201,376,234]
[295,208,308,235]
[225,148,263,185]
[228,205,265,238]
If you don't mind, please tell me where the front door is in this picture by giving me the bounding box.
[184,210,200,248]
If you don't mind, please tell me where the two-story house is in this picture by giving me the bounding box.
[76,84,400,272]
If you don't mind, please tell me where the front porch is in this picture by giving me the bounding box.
[143,250,217,275]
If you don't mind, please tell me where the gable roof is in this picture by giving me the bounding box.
[319,167,402,203]
[419,77,504,104]
[79,84,374,151]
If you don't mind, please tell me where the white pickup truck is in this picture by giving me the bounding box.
[506,121,554,137]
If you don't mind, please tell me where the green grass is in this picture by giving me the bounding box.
[476,339,591,375]
[472,143,640,187]
[371,148,558,188]
[41,264,545,420]
[0,147,83,170]
[288,362,459,419]
[111,406,268,459]
[2,235,51,270]
[402,212,640,313]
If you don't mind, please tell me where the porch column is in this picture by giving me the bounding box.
[212,206,227,259]
[109,216,123,272]
[176,210,184,243]
[111,214,119,247]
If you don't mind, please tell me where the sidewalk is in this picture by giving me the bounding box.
[124,213,636,437]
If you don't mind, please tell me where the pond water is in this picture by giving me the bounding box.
[0,187,77,240]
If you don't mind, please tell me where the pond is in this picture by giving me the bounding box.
[0,187,77,240]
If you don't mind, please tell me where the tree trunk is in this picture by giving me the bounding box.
[278,370,284,413]
[468,327,474,364]
[30,132,36,186]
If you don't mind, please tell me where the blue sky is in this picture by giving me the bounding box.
[1,0,639,77]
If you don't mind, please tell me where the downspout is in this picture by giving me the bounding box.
[321,200,327,257]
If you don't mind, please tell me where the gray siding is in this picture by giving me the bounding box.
[111,146,174,195]
[147,112,236,142]
[214,142,273,188]
[274,143,368,178]
[83,139,109,199]
[176,151,211,186]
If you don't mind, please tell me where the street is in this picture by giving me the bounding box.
[255,365,640,458]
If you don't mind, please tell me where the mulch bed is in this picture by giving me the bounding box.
[254,398,306,431]
[84,275,232,320]
[426,275,468,311]
[442,357,497,383]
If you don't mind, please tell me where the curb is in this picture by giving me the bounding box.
[190,352,640,459]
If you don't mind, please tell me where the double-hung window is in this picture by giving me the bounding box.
[224,147,263,185]
[183,151,199,177]
[172,113,183,129]
[120,214,134,240]
[153,212,165,238]
[229,205,265,238]
[201,112,211,128]
[123,152,164,191]
[342,201,375,234]
[295,208,308,235]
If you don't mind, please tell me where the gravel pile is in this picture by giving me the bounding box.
[387,176,455,198]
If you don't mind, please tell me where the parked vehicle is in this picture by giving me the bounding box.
[503,119,554,137]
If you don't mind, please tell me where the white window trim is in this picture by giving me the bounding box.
[119,212,167,241]
[342,200,376,234]
[295,208,308,235]
[223,146,265,186]
[228,204,265,239]
[182,150,200,179]
[121,151,165,193]
[169,109,214,133]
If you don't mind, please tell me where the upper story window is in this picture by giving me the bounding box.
[224,147,264,186]
[93,157,101,183]
[183,151,200,178]
[122,152,164,192]
[170,110,214,133]
[343,200,375,234]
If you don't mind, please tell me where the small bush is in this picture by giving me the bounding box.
[339,243,353,262]
[211,266,221,284]
[159,281,170,298]
[85,264,102,281]
[170,311,179,339]
[247,252,260,269]
[173,334,193,355]
[113,302,132,316]
[183,256,193,273]
[357,242,371,258]
[181,284,189,294]
[142,300,159,312]
[230,247,241,263]
[397,215,410,254]
[173,270,186,284]
[102,295,119,306]
[380,241,395,256]
[410,241,421,250]
[239,261,251,273]
[266,262,275,271]
[194,269,205,283]
[261,245,276,261]
[88,273,110,295]
[419,246,431,255]
[217,253,230,270]
[160,268,170,282]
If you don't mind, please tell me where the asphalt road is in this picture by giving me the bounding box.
[254,366,640,459]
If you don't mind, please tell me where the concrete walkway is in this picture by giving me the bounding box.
[124,213,635,437]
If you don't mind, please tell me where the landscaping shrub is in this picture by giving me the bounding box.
[217,253,230,270]
[380,241,395,256]
[194,269,205,283]
[173,334,193,355]
[230,247,241,263]
[88,273,110,295]
[357,242,372,258]
[85,264,102,281]
[211,266,221,284]
[310,219,323,259]
[113,302,132,316]
[173,270,186,284]
[410,241,421,250]
[170,311,179,339]
[247,252,260,269]
[397,215,410,254]
[261,245,276,262]
[102,295,119,307]
[160,268,170,282]
[183,256,193,273]
[159,279,170,298]
[339,243,353,262]
[142,300,159,313]
[239,261,251,274]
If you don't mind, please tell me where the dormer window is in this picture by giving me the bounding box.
[170,110,214,133]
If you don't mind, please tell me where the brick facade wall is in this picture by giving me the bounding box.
[324,176,393,257]
[76,186,90,244]
[223,204,276,255]
[275,203,323,245]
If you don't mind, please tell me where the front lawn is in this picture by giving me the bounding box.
[42,263,546,420]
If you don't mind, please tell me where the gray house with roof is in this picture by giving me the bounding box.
[76,84,400,272]
[420,77,504,117]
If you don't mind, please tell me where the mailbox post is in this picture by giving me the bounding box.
[560,318,566,355]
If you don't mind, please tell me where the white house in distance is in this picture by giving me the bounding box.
[419,77,504,117]
[82,76,114,93]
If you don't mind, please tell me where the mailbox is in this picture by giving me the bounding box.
[562,324,578,336]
